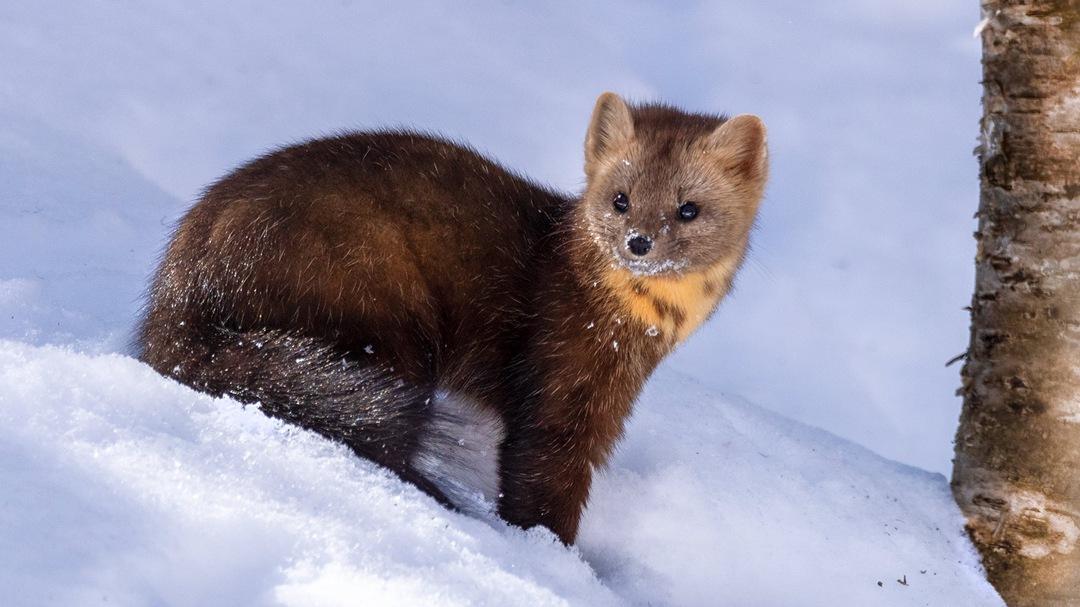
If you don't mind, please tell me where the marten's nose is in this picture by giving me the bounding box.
[627,235,653,256]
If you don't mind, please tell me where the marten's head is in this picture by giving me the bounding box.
[580,92,767,278]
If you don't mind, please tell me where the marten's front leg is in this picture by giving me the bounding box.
[497,423,594,544]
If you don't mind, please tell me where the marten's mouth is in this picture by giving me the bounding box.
[612,249,690,277]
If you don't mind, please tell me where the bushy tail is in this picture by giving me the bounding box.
[139,326,449,501]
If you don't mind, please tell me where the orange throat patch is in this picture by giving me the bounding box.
[602,259,737,344]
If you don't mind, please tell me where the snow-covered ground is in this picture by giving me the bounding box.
[0,2,1002,605]
[0,341,1000,606]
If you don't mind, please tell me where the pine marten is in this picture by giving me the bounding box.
[137,92,768,544]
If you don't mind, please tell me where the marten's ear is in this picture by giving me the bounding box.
[705,114,768,188]
[585,92,634,178]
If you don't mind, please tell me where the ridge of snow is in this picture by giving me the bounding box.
[0,341,1002,606]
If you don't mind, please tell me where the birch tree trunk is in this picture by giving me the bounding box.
[953,1,1080,605]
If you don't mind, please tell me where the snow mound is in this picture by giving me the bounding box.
[0,340,1002,606]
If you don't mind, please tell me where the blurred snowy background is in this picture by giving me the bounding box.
[0,2,999,605]
[0,0,979,473]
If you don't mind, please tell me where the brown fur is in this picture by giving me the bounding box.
[137,92,767,543]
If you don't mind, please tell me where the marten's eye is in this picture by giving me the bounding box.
[678,201,699,222]
[612,192,630,214]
